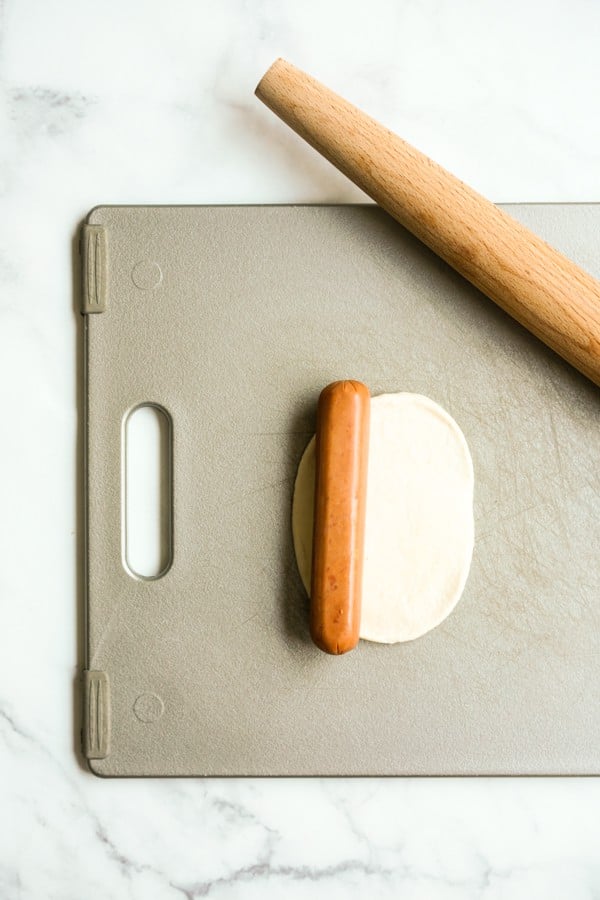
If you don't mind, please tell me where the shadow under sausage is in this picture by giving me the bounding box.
[276,394,317,649]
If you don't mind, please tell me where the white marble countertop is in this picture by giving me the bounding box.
[2,1,600,897]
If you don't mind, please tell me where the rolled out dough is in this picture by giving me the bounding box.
[292,393,474,643]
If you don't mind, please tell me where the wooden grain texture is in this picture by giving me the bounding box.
[256,59,600,387]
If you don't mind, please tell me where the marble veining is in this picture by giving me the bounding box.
[1,0,600,896]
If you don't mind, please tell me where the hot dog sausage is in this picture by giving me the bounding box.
[310,380,370,654]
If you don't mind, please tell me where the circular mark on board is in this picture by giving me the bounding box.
[132,260,163,290]
[134,692,165,723]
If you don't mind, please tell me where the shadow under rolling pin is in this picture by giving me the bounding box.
[255,59,600,388]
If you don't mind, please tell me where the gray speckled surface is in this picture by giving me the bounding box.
[84,204,600,776]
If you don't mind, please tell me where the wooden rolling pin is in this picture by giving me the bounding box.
[256,59,600,387]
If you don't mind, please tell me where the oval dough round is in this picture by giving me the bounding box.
[292,392,474,643]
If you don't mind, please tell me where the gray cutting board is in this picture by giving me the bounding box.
[82,203,600,776]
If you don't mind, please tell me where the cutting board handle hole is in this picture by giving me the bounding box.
[123,404,172,579]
